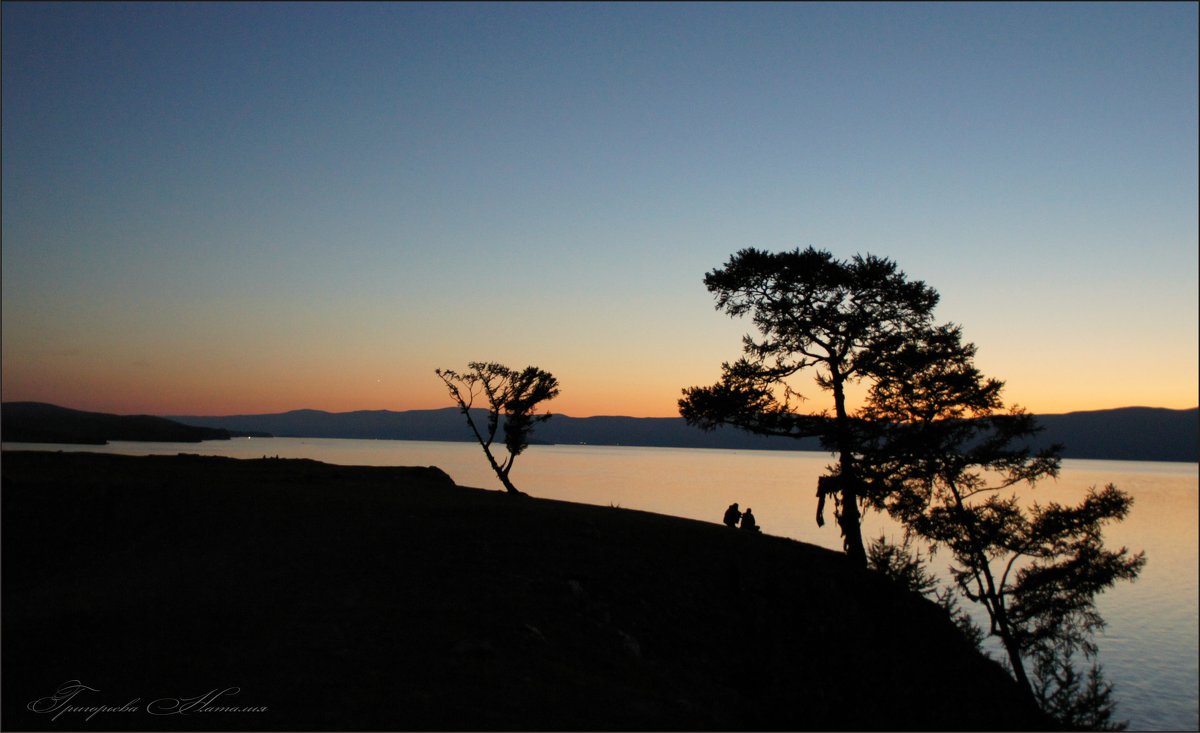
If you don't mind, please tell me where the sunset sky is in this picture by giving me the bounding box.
[3,2,1197,418]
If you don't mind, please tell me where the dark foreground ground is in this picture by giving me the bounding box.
[2,450,1052,731]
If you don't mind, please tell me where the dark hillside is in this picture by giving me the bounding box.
[2,451,1052,730]
[1,402,236,444]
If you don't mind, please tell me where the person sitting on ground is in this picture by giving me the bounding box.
[723,502,741,528]
[740,507,760,532]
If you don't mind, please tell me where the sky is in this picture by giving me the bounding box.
[3,2,1197,418]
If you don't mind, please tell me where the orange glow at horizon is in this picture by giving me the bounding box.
[3,356,1196,419]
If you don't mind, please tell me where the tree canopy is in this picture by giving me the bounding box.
[857,324,1144,727]
[680,246,940,566]
[436,362,560,495]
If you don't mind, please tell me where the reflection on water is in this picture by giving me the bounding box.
[4,439,1197,731]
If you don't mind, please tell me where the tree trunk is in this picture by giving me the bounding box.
[460,408,526,496]
[973,550,1035,703]
[831,370,867,567]
[947,484,1036,705]
[978,561,1035,703]
[1000,631,1036,705]
[482,445,525,495]
[838,479,866,566]
[496,471,525,496]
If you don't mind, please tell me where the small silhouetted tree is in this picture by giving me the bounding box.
[679,247,939,566]
[867,533,938,596]
[858,324,1144,726]
[436,362,559,495]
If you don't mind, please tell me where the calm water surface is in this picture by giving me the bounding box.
[5,438,1197,731]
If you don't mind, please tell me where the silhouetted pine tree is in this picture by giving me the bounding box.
[858,323,1143,724]
[680,247,939,566]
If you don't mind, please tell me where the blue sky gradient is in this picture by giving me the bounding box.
[3,2,1197,416]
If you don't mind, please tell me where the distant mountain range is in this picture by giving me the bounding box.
[0,402,246,445]
[3,402,1194,463]
[167,405,1198,463]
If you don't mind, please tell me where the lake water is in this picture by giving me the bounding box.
[4,437,1197,731]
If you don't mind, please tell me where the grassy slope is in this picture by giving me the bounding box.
[1,451,1050,731]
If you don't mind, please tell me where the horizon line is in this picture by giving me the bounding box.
[5,400,1198,421]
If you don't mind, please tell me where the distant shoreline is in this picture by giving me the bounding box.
[4,437,1199,469]
[168,404,1199,463]
[4,401,1197,463]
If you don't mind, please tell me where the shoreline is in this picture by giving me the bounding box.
[5,436,1199,468]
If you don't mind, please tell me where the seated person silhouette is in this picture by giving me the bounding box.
[723,502,742,528]
[740,507,760,532]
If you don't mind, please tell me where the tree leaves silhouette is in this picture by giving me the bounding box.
[680,247,939,566]
[436,362,559,495]
[858,323,1144,725]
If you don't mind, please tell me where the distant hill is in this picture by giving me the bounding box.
[1,402,242,444]
[170,407,823,451]
[171,405,1199,463]
[1028,407,1198,462]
